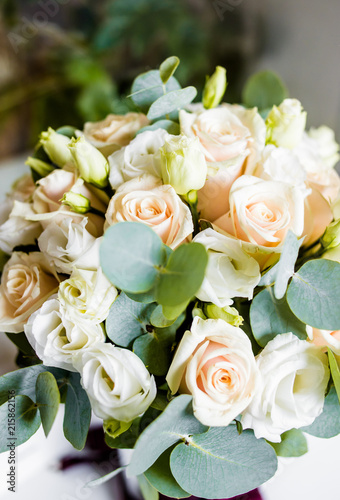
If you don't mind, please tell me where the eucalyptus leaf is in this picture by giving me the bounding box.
[100,222,166,294]
[250,287,307,347]
[159,56,180,84]
[130,70,181,112]
[144,446,190,498]
[127,395,207,477]
[0,365,50,405]
[63,372,92,450]
[302,387,340,438]
[242,70,288,110]
[170,426,277,499]
[268,429,308,457]
[0,395,41,453]
[35,372,60,437]
[328,348,340,403]
[287,259,340,330]
[106,293,156,347]
[273,231,301,299]
[155,243,208,307]
[5,332,36,357]
[150,305,177,327]
[138,475,159,500]
[147,87,197,121]
[136,120,180,136]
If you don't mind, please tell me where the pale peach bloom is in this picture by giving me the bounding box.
[307,325,340,355]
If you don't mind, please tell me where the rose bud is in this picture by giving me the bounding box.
[39,127,74,167]
[68,136,109,188]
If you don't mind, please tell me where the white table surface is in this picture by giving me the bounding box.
[1,156,340,500]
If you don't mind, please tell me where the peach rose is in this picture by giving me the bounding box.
[31,168,109,237]
[0,252,59,333]
[307,325,340,355]
[166,316,260,427]
[105,174,193,249]
[83,112,149,157]
[180,104,266,221]
[213,175,306,267]
[302,188,333,247]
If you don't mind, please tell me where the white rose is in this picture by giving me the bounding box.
[0,252,59,333]
[213,175,307,267]
[166,316,260,427]
[295,127,340,203]
[0,201,42,254]
[83,112,149,157]
[193,228,260,307]
[58,267,117,324]
[108,129,170,190]
[180,104,266,221]
[241,333,330,442]
[38,218,101,274]
[105,175,193,249]
[73,342,157,422]
[266,98,307,149]
[25,297,105,371]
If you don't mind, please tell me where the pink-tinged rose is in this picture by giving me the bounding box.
[307,325,340,356]
[31,168,108,237]
[303,188,333,247]
[213,175,306,267]
[0,252,59,333]
[83,112,149,157]
[166,316,260,427]
[105,175,193,249]
[180,105,266,221]
[10,174,36,202]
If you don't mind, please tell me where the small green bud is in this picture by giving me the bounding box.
[204,303,244,327]
[203,66,227,109]
[68,136,109,188]
[266,99,307,149]
[160,135,207,195]
[61,191,91,214]
[321,219,340,249]
[104,419,132,439]
[25,156,55,178]
[39,127,73,167]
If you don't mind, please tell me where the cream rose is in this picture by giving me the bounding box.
[58,267,117,324]
[0,252,59,333]
[31,168,108,237]
[0,201,42,255]
[105,175,193,249]
[73,342,157,422]
[108,129,169,190]
[83,113,149,157]
[193,228,260,307]
[38,218,101,274]
[307,325,340,356]
[213,175,307,266]
[180,105,266,221]
[166,316,259,427]
[25,297,105,371]
[241,333,330,442]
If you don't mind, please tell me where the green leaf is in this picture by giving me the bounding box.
[0,395,41,452]
[242,70,288,110]
[155,243,208,307]
[328,348,340,403]
[125,289,156,303]
[63,373,92,450]
[162,301,190,321]
[127,395,207,477]
[56,126,77,139]
[35,372,60,437]
[302,386,340,438]
[130,70,181,112]
[150,305,177,327]
[144,446,190,498]
[268,429,308,457]
[0,365,49,405]
[87,467,126,487]
[138,475,159,500]
[159,56,180,84]
[106,293,156,347]
[170,426,277,499]
[136,120,180,135]
[273,231,301,299]
[100,222,166,294]
[147,87,197,121]
[250,287,307,347]
[287,259,340,330]
[5,331,36,356]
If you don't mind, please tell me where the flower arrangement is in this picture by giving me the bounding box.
[1,56,340,499]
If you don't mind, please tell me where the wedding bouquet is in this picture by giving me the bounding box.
[1,56,340,499]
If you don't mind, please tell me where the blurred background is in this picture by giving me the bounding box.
[0,0,339,159]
